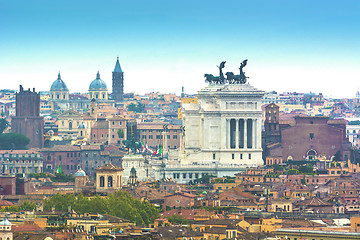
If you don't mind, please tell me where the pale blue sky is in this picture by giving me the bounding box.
[0,0,359,98]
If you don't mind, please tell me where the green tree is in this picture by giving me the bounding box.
[0,132,30,150]
[167,214,189,225]
[127,103,145,113]
[43,191,159,226]
[298,165,314,174]
[333,151,341,161]
[127,103,137,112]
[117,129,124,138]
[0,118,8,134]
[193,175,216,184]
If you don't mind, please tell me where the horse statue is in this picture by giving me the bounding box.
[204,74,223,84]
[225,72,242,84]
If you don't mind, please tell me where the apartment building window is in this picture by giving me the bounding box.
[142,135,146,139]
[213,153,216,160]
[173,135,177,139]
[249,154,251,159]
[310,133,314,139]
[149,135,153,139]
[232,154,235,159]
[156,135,161,139]
[240,154,243,159]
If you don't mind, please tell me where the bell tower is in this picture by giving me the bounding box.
[112,57,124,102]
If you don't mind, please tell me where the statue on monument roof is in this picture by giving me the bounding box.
[205,60,248,84]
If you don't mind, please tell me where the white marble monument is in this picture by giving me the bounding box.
[163,81,265,183]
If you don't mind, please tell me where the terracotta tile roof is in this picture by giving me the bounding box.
[96,163,123,171]
[12,224,43,232]
[80,145,102,151]
[154,226,203,239]
[159,209,212,220]
[0,150,41,154]
[0,200,13,206]
[41,145,80,152]
[126,185,170,201]
[165,192,197,199]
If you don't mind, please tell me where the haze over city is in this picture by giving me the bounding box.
[0,0,359,98]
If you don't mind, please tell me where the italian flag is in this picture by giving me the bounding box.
[153,145,163,156]
[55,165,62,174]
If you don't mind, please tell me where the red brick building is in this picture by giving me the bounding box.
[41,145,81,175]
[163,192,196,209]
[264,105,351,163]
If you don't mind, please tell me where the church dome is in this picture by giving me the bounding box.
[89,71,107,91]
[0,217,11,226]
[50,73,69,91]
[75,168,86,177]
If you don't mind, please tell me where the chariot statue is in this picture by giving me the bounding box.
[205,60,249,84]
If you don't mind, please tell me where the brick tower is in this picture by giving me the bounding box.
[112,57,124,102]
[11,85,44,148]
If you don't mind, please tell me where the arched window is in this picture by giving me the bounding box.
[307,149,317,160]
[108,176,113,187]
[100,176,104,187]
[69,122,73,130]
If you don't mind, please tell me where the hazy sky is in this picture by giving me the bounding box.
[0,0,359,98]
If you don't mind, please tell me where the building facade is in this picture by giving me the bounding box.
[163,80,265,183]
[0,150,43,175]
[96,163,123,194]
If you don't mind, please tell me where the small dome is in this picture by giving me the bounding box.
[78,122,87,129]
[89,71,107,91]
[50,73,69,91]
[0,217,11,226]
[75,168,86,177]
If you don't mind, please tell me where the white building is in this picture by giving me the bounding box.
[162,82,265,183]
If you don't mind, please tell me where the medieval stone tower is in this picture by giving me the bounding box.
[112,57,124,102]
[11,85,44,148]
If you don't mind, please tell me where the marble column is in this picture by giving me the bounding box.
[244,118,247,149]
[252,119,256,149]
[226,119,229,149]
[235,119,239,149]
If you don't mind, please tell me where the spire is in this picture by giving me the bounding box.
[58,72,61,80]
[113,57,123,73]
[96,71,100,79]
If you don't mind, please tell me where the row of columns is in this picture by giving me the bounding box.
[226,118,258,149]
